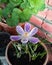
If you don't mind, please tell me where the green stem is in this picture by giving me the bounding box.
[25,44,31,62]
[25,44,28,54]
[28,51,31,62]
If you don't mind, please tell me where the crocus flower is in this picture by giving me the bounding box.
[10,22,39,44]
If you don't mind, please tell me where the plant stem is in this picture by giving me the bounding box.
[25,44,31,62]
[28,51,31,62]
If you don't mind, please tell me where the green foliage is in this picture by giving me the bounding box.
[20,8,32,22]
[13,43,22,58]
[6,8,22,26]
[13,42,47,61]
[0,0,8,3]
[2,3,14,18]
[20,0,45,13]
[0,8,2,21]
[1,0,45,26]
[6,18,13,26]
[20,0,30,9]
[9,0,23,6]
[28,0,45,11]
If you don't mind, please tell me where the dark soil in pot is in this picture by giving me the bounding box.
[47,61,52,65]
[7,43,47,65]
[0,32,10,56]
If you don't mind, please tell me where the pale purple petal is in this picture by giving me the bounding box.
[24,22,31,32]
[10,35,21,41]
[21,38,28,44]
[16,26,24,35]
[29,37,39,44]
[29,27,38,36]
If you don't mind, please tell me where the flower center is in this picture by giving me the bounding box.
[23,32,29,38]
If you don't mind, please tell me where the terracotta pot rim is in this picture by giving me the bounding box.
[5,41,48,65]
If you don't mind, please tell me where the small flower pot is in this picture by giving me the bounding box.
[5,41,48,65]
[0,22,25,35]
[0,22,17,35]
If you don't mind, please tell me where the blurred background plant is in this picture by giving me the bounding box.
[0,0,45,26]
